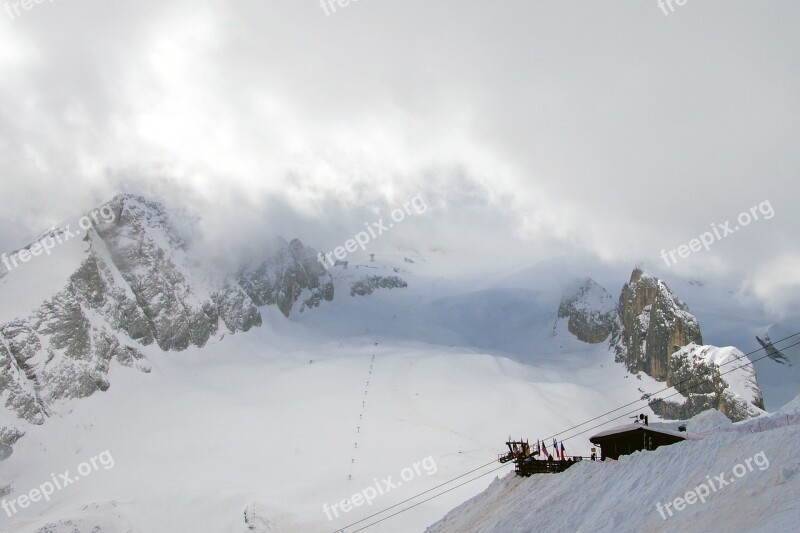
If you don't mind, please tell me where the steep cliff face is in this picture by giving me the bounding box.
[93,195,263,350]
[0,426,23,461]
[556,278,616,344]
[0,258,151,425]
[611,268,763,421]
[0,194,340,456]
[649,344,764,421]
[612,268,703,381]
[237,238,334,317]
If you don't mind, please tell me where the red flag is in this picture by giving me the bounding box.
[541,440,548,458]
[560,441,566,460]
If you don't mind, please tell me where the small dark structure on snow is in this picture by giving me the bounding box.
[590,416,686,461]
[499,440,581,476]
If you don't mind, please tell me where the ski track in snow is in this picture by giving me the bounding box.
[0,252,797,532]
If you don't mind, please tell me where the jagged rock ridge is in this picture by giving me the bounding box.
[612,268,703,379]
[610,268,764,421]
[237,238,334,317]
[350,275,408,297]
[0,194,366,457]
[556,278,616,344]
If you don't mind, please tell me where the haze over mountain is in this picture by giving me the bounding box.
[0,194,795,531]
[1,1,799,531]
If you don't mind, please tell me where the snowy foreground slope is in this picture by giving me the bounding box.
[0,306,679,532]
[428,403,800,533]
[0,195,795,532]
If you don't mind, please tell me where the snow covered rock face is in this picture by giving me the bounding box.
[93,195,262,350]
[0,426,24,460]
[611,268,763,421]
[243,502,272,531]
[237,238,334,317]
[557,278,616,343]
[612,268,703,380]
[349,275,408,297]
[0,272,150,425]
[651,344,764,421]
[0,194,333,454]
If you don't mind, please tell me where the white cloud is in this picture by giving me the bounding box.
[0,0,798,312]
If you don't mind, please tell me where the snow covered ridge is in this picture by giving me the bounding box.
[654,344,764,421]
[555,278,616,344]
[607,268,764,421]
[427,403,800,533]
[0,206,115,277]
[0,194,408,455]
[554,268,765,422]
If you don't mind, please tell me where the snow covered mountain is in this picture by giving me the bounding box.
[555,269,764,421]
[0,194,406,462]
[0,194,792,532]
[554,278,616,344]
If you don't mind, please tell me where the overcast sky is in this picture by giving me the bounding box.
[0,0,798,313]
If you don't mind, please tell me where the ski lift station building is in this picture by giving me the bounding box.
[590,423,687,461]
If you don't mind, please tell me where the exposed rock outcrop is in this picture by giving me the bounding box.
[237,238,334,317]
[611,268,764,421]
[649,344,764,421]
[0,426,24,460]
[557,278,616,344]
[350,275,408,297]
[0,194,337,454]
[612,268,703,380]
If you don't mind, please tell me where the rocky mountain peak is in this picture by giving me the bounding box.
[0,196,328,442]
[556,278,616,344]
[613,268,702,380]
[610,268,763,421]
[630,266,645,284]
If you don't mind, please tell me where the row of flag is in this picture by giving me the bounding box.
[512,438,568,459]
[534,438,566,460]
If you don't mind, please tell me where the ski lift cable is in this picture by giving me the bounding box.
[556,337,800,444]
[334,331,800,532]
[332,458,510,532]
[338,463,511,533]
[543,330,800,442]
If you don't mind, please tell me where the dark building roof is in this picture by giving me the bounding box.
[590,424,686,461]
